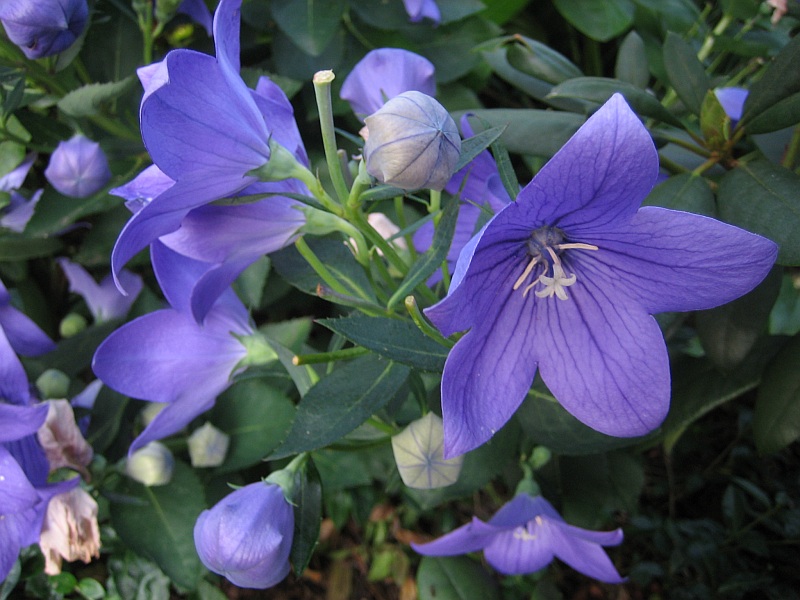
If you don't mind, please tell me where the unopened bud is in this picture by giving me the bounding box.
[45,135,111,198]
[36,369,70,399]
[187,422,230,468]
[59,313,88,338]
[363,91,460,191]
[391,413,463,489]
[126,441,174,486]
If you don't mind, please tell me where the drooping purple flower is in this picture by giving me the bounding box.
[111,0,306,286]
[0,278,56,360]
[714,87,748,127]
[364,91,461,191]
[194,481,294,589]
[412,494,624,582]
[58,258,142,323]
[0,402,78,582]
[402,0,441,24]
[414,115,514,279]
[426,94,778,458]
[340,48,436,119]
[177,0,213,35]
[0,154,42,233]
[45,135,111,198]
[0,0,88,59]
[92,245,252,454]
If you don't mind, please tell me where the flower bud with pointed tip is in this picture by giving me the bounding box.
[392,412,464,489]
[45,135,111,198]
[194,481,294,589]
[0,0,88,59]
[363,91,460,191]
[125,441,174,486]
[187,422,230,468]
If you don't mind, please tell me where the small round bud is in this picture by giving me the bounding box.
[36,369,70,399]
[45,135,111,198]
[363,91,461,191]
[125,441,174,486]
[187,422,230,468]
[59,312,88,338]
[530,446,552,470]
[391,412,464,489]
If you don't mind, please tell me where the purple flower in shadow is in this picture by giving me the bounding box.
[58,258,143,323]
[714,87,748,127]
[0,154,42,233]
[341,48,435,119]
[0,0,88,59]
[402,0,440,24]
[92,245,251,454]
[426,94,778,458]
[413,494,624,582]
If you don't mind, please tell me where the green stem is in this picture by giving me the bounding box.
[783,125,800,170]
[659,154,690,175]
[295,236,351,297]
[405,296,454,348]
[351,210,409,276]
[293,346,369,365]
[692,156,720,176]
[366,417,397,436]
[313,70,350,204]
[658,134,712,158]
[697,14,733,62]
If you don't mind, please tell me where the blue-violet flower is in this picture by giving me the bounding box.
[45,135,111,198]
[0,0,88,59]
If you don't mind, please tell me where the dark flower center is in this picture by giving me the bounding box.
[513,226,598,301]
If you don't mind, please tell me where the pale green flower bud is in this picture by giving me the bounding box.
[391,413,464,489]
[59,313,88,338]
[35,369,70,399]
[125,441,174,486]
[187,422,230,468]
[363,91,461,191]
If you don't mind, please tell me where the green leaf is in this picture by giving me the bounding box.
[419,17,501,84]
[454,125,507,173]
[0,141,25,178]
[753,334,800,453]
[417,556,500,600]
[57,77,136,118]
[559,452,644,528]
[76,578,105,600]
[552,0,634,42]
[269,0,345,57]
[0,235,62,260]
[86,386,129,454]
[505,35,583,85]
[696,267,781,370]
[615,31,650,88]
[769,274,800,336]
[270,354,410,458]
[642,173,716,216]
[260,335,317,397]
[717,160,800,265]
[319,314,449,371]
[548,77,684,127]
[663,32,711,116]
[290,457,322,575]
[387,196,458,309]
[661,343,779,452]
[210,379,295,474]
[516,384,651,455]
[271,234,375,302]
[25,186,121,237]
[35,320,120,377]
[741,34,800,133]
[454,109,584,157]
[110,461,206,590]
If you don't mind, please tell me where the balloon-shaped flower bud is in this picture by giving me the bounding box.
[45,135,111,198]
[125,441,174,486]
[391,413,464,489]
[194,481,294,589]
[0,0,88,59]
[187,422,230,468]
[363,91,460,191]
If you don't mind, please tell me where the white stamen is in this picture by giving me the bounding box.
[513,256,540,290]
[535,263,577,300]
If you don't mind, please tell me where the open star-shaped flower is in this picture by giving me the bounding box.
[426,94,778,458]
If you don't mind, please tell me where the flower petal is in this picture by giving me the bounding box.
[515,94,658,234]
[0,402,49,443]
[548,521,625,583]
[0,326,31,405]
[412,517,501,556]
[533,260,670,437]
[129,395,218,454]
[585,206,778,314]
[483,526,554,575]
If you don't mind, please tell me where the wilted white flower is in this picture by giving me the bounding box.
[363,91,460,191]
[39,487,101,575]
[37,399,93,477]
[125,441,174,486]
[391,412,464,489]
[187,421,230,468]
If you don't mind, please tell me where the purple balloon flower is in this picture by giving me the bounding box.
[194,481,294,589]
[402,0,441,24]
[426,94,778,458]
[0,153,41,233]
[714,87,748,127]
[111,0,305,287]
[340,48,436,119]
[413,494,624,582]
[58,258,143,323]
[45,135,111,198]
[0,278,56,359]
[92,245,252,454]
[0,0,88,59]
